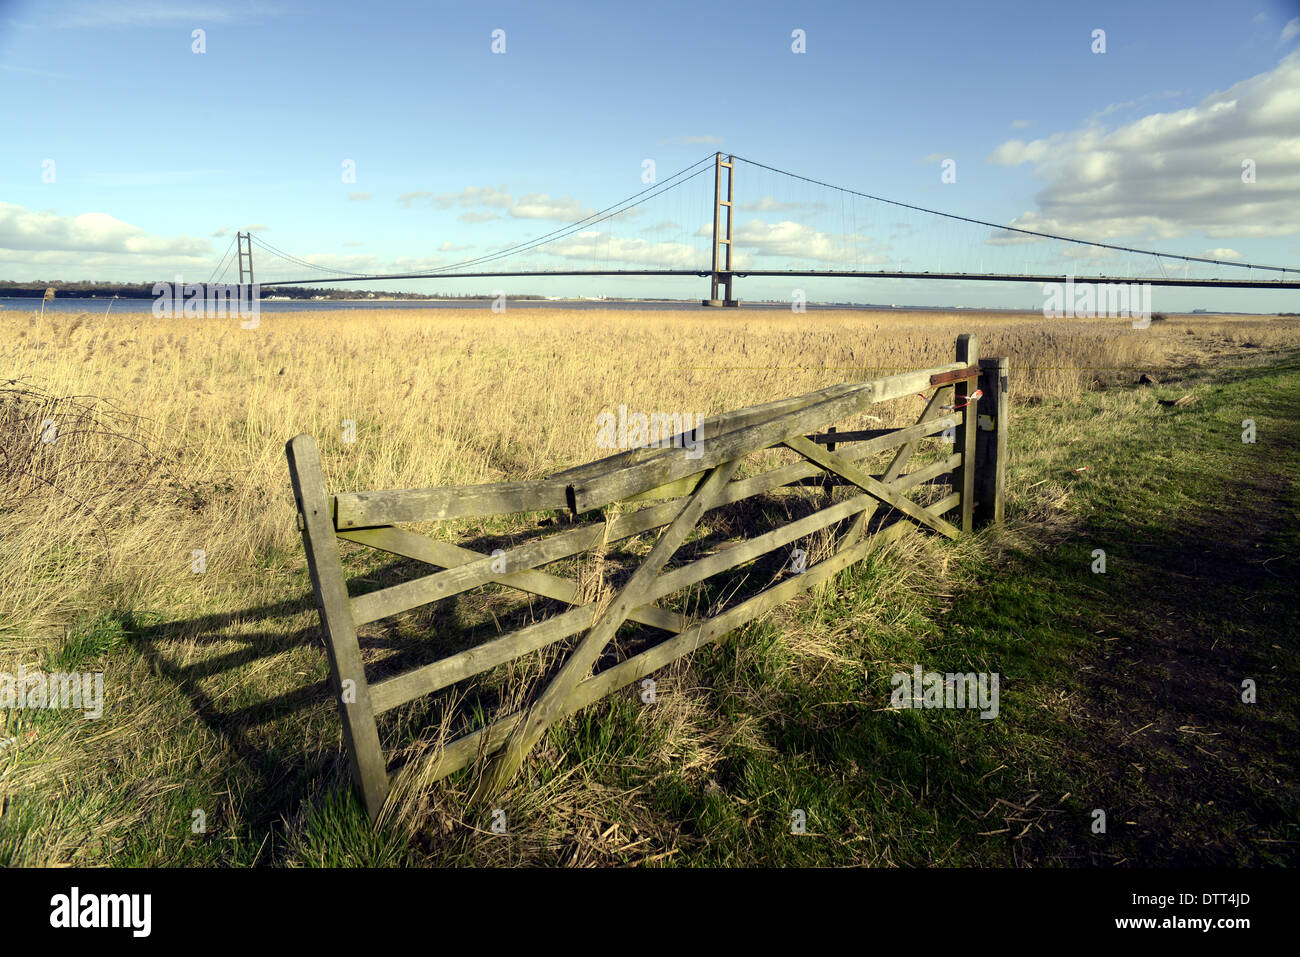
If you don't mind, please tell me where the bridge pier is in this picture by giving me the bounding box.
[702,279,738,308]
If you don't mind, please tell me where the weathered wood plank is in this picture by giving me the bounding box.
[929,365,981,387]
[334,478,573,529]
[352,467,795,627]
[783,434,960,539]
[341,421,967,717]
[472,458,743,801]
[550,380,869,483]
[339,525,686,635]
[895,452,963,489]
[570,362,965,513]
[361,451,963,715]
[975,356,1009,526]
[954,335,980,534]
[623,471,707,502]
[930,491,961,516]
[833,390,953,550]
[349,509,641,625]
[351,419,965,628]
[347,493,695,625]
[298,358,985,819]
[338,364,962,531]
[652,490,874,598]
[881,387,952,484]
[285,434,390,821]
[621,411,958,504]
[398,509,933,785]
[369,602,596,714]
[806,428,892,445]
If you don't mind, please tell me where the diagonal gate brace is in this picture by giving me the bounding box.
[837,386,954,547]
[471,456,743,802]
[783,434,960,540]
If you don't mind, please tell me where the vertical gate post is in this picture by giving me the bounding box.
[286,434,390,820]
[975,356,1008,526]
[954,334,979,533]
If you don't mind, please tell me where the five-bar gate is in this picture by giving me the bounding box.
[286,334,1008,819]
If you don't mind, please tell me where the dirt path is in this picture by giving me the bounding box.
[1024,366,1299,865]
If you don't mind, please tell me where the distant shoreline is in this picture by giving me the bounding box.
[0,296,1058,313]
[0,296,1261,316]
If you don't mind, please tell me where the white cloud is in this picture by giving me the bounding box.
[255,253,449,277]
[1011,119,1031,129]
[402,184,595,222]
[740,196,799,213]
[1091,90,1184,121]
[390,256,451,272]
[728,219,888,265]
[0,202,210,256]
[347,192,372,201]
[511,193,594,220]
[397,190,433,208]
[1059,245,1120,262]
[57,2,276,28]
[603,205,645,222]
[0,202,220,277]
[539,231,701,268]
[258,252,385,275]
[1281,18,1300,46]
[434,185,513,210]
[1202,247,1242,259]
[986,139,1052,166]
[986,53,1300,242]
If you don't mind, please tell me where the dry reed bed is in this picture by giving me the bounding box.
[2,305,1298,863]
[0,306,1292,639]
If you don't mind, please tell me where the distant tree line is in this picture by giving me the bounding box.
[0,280,160,298]
[0,280,545,300]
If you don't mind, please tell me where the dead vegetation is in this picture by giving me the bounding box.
[1,305,1297,865]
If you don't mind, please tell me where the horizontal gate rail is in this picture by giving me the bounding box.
[285,334,1008,820]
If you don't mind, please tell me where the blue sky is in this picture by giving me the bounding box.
[2,0,1299,310]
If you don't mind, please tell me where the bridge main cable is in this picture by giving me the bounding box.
[255,153,718,285]
[729,153,1299,279]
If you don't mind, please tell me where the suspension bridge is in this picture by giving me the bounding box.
[209,152,1300,305]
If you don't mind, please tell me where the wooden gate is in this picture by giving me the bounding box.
[286,334,1008,819]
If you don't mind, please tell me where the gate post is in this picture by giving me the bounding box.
[286,434,390,820]
[954,334,979,533]
[975,356,1008,526]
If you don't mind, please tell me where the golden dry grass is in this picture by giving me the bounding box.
[3,304,1296,643]
[2,304,1298,864]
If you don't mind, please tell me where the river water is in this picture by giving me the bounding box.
[0,297,982,315]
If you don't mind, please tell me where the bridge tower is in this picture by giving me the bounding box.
[702,153,737,307]
[237,231,255,286]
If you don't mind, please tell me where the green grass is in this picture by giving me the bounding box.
[2,352,1296,867]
